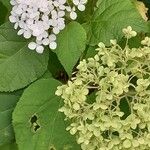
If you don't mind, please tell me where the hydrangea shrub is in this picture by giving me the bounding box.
[0,0,150,150]
[56,27,150,150]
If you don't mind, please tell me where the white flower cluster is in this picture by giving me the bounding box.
[9,0,87,53]
[56,27,150,150]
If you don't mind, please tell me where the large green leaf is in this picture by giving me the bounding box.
[13,79,80,150]
[48,50,66,79]
[0,2,8,25]
[0,143,18,150]
[0,93,20,146]
[76,0,97,24]
[0,0,11,10]
[0,22,49,92]
[55,21,86,76]
[88,0,149,45]
[0,0,13,25]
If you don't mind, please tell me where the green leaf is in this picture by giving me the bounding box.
[41,70,52,79]
[13,79,80,150]
[76,0,97,24]
[0,143,18,150]
[84,46,97,59]
[0,0,12,24]
[48,50,66,78]
[0,0,11,10]
[0,2,8,25]
[0,22,49,92]
[55,21,86,76]
[0,93,20,146]
[88,0,149,45]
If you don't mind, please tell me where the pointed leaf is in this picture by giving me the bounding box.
[0,22,49,92]
[13,79,80,150]
[88,0,149,45]
[0,93,20,146]
[55,22,86,76]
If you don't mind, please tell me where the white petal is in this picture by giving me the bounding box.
[15,7,23,15]
[42,38,50,45]
[81,0,87,3]
[53,27,60,34]
[9,16,17,23]
[24,31,32,39]
[42,31,49,38]
[10,0,17,5]
[36,35,43,41]
[58,23,65,30]
[78,4,85,11]
[73,0,79,5]
[53,1,59,7]
[58,0,66,5]
[36,45,44,53]
[66,6,71,12]
[26,19,33,25]
[49,34,56,42]
[36,39,43,45]
[14,23,19,29]
[70,12,77,20]
[42,15,49,21]
[17,29,24,35]
[49,19,57,27]
[28,42,37,50]
[49,42,57,50]
[59,5,66,10]
[51,10,58,19]
[58,11,65,17]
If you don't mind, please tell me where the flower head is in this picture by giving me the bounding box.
[56,27,150,150]
[9,0,87,53]
[122,26,137,39]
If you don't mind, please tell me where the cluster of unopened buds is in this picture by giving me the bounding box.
[56,26,150,150]
[9,0,87,53]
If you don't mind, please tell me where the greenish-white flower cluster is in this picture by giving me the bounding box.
[55,26,150,150]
